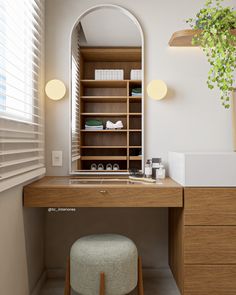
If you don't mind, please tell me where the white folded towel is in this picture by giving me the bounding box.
[106,120,123,129]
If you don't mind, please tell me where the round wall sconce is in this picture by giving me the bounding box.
[45,79,66,100]
[147,80,168,100]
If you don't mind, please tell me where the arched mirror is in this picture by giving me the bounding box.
[70,5,144,175]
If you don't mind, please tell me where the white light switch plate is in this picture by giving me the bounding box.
[52,150,63,166]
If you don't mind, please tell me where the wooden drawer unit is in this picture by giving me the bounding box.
[169,188,236,295]
[184,188,236,225]
[184,265,236,295]
[185,226,236,264]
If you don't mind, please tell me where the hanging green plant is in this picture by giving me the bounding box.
[186,0,236,108]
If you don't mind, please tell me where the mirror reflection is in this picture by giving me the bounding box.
[71,6,143,174]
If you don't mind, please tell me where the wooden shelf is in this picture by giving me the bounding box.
[80,47,141,62]
[129,113,142,116]
[129,80,142,84]
[129,146,142,148]
[81,96,127,102]
[81,129,141,133]
[81,129,127,132]
[81,113,127,116]
[80,170,128,173]
[129,96,142,100]
[81,156,127,160]
[169,29,236,47]
[130,156,142,160]
[81,80,128,88]
[81,80,142,88]
[81,146,127,149]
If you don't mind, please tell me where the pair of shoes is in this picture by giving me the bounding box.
[106,120,123,129]
[91,163,105,171]
[106,163,120,171]
[90,163,120,171]
[90,163,105,171]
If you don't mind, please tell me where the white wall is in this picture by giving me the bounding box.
[44,0,236,270]
[45,0,236,176]
[0,185,45,295]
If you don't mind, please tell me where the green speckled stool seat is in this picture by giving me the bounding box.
[64,234,144,295]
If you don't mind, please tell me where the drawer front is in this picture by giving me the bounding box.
[24,186,182,207]
[185,226,236,264]
[184,188,236,225]
[184,265,236,295]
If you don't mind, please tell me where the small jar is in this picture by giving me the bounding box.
[156,164,166,179]
[145,159,152,178]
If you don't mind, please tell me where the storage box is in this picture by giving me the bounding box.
[95,69,124,80]
[130,69,142,80]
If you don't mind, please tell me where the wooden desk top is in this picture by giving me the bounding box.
[23,176,183,208]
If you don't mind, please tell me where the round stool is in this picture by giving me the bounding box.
[64,234,144,295]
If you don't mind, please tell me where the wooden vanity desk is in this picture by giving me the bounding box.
[23,177,236,294]
[23,176,183,208]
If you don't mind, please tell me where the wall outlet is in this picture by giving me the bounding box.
[52,150,63,166]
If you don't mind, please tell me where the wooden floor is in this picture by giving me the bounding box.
[39,268,180,295]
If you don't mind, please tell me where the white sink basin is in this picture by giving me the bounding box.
[168,152,236,187]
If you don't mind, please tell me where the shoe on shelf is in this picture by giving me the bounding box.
[98,163,104,170]
[106,163,113,170]
[90,163,97,170]
[113,163,120,171]
[106,120,123,129]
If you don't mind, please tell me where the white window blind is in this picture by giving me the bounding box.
[0,0,45,191]
[71,28,80,162]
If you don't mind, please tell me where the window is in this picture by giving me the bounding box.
[0,0,45,192]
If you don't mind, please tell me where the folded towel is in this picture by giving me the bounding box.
[131,87,142,93]
[85,125,103,130]
[85,119,103,127]
[131,92,142,96]
[106,120,123,129]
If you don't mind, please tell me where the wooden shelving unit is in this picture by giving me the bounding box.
[77,47,143,173]
[169,29,236,47]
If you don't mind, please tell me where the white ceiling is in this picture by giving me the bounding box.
[78,8,142,47]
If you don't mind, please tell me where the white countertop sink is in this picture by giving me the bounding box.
[168,152,236,187]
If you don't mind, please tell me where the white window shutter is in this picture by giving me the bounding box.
[71,28,80,162]
[0,0,45,192]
